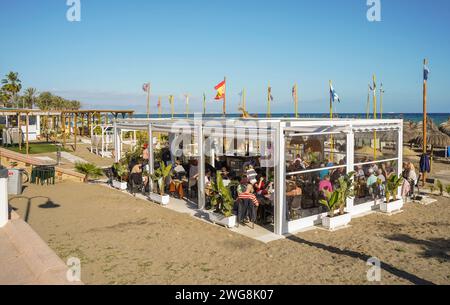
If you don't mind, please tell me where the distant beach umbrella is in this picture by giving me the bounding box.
[412,116,450,147]
[412,131,450,148]
[439,118,450,137]
[403,121,420,143]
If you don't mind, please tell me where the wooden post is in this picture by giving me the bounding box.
[18,113,22,151]
[170,95,174,119]
[74,113,78,151]
[294,84,299,118]
[223,77,227,117]
[422,59,428,186]
[87,112,91,135]
[380,84,384,120]
[62,113,66,147]
[366,85,371,119]
[26,113,29,155]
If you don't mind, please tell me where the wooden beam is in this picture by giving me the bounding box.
[18,113,22,151]
[74,113,78,151]
[26,113,29,155]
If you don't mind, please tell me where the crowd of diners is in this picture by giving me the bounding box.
[283,152,420,221]
[113,142,417,226]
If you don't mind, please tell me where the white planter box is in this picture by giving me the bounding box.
[150,193,170,205]
[208,212,236,229]
[380,199,403,214]
[322,213,352,231]
[112,180,127,190]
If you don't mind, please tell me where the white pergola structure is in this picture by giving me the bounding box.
[113,117,403,236]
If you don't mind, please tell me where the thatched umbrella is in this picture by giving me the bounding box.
[412,131,450,148]
[403,121,420,143]
[439,118,450,137]
[413,117,450,148]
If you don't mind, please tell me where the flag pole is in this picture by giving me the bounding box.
[184,94,189,118]
[146,83,151,119]
[422,58,428,186]
[373,74,378,161]
[294,83,299,119]
[329,80,334,163]
[243,88,247,113]
[366,85,371,119]
[380,84,383,120]
[223,77,227,117]
[203,93,206,116]
[169,95,174,119]
[158,96,162,118]
[267,83,271,118]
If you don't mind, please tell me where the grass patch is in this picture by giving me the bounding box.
[5,143,68,154]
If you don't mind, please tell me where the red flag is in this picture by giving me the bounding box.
[214,80,226,101]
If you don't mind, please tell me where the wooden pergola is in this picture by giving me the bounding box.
[0,109,134,154]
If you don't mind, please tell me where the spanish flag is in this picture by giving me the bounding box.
[214,80,226,100]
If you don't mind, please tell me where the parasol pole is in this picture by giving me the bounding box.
[422,59,428,186]
[373,74,377,161]
[329,80,334,163]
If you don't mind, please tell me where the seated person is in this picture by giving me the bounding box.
[246,165,258,184]
[377,169,386,184]
[366,169,378,197]
[286,181,303,197]
[238,176,249,195]
[254,174,267,195]
[319,163,329,180]
[319,175,333,193]
[173,160,186,177]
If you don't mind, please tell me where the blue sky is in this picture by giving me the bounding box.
[0,0,449,114]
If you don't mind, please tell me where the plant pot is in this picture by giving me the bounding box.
[208,212,236,229]
[322,213,352,231]
[150,192,170,205]
[380,199,403,214]
[112,180,127,190]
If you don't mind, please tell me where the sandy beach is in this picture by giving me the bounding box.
[9,177,450,285]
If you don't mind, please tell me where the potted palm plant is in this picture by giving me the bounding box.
[207,172,236,228]
[381,174,404,214]
[319,172,355,230]
[74,162,104,183]
[112,163,128,190]
[149,162,172,205]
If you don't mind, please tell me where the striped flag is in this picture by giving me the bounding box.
[424,63,430,81]
[214,80,226,100]
[329,83,340,103]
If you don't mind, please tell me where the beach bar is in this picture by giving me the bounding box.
[113,117,403,236]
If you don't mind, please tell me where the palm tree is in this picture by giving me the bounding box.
[22,87,37,109]
[1,72,22,108]
[74,162,104,183]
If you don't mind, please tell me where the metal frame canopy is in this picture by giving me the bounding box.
[113,117,403,236]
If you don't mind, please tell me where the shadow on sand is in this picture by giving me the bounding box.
[386,234,450,261]
[286,234,435,285]
[8,196,61,223]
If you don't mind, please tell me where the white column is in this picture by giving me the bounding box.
[113,122,121,163]
[397,123,404,198]
[346,128,355,212]
[274,122,286,235]
[197,124,205,210]
[0,168,8,228]
[148,124,154,193]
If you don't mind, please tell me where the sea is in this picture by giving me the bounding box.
[131,113,450,125]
